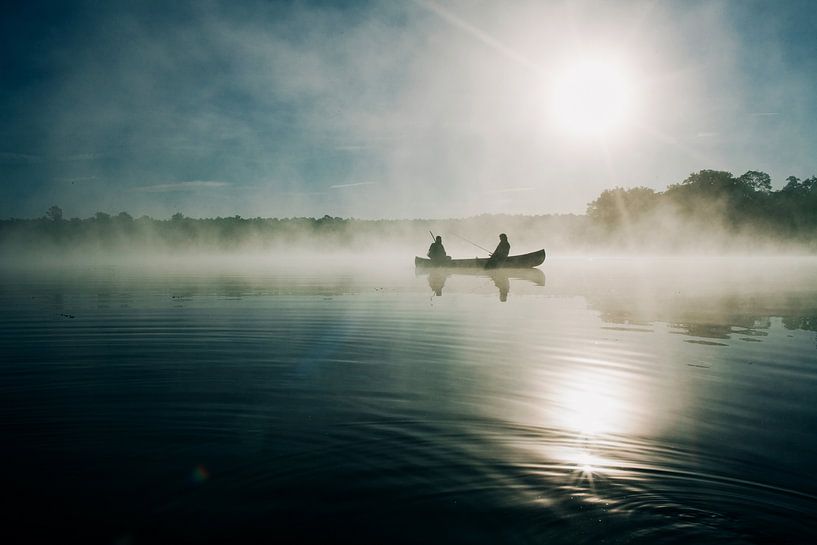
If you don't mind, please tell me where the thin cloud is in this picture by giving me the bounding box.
[60,152,104,162]
[283,191,329,196]
[53,176,98,182]
[131,181,230,193]
[0,152,43,165]
[329,182,376,189]
[750,112,780,116]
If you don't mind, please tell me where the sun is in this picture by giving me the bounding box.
[550,58,636,137]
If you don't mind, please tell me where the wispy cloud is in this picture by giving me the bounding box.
[53,176,98,182]
[131,181,230,193]
[0,152,43,165]
[60,152,104,162]
[283,191,328,196]
[750,112,780,116]
[329,182,376,189]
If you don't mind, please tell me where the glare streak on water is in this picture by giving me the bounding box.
[1,258,817,543]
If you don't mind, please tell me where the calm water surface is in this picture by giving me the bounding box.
[2,257,817,544]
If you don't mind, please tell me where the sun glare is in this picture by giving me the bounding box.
[550,58,635,137]
[552,367,635,437]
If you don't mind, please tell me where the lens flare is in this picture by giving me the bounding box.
[191,464,210,484]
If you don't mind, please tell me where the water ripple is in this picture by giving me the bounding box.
[2,262,817,543]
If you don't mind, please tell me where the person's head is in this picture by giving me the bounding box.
[499,233,507,241]
[435,236,442,243]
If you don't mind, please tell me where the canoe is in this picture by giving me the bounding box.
[415,249,545,269]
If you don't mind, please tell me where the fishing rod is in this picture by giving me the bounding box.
[429,230,435,241]
[449,232,493,255]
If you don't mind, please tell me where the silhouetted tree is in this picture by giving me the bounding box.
[667,170,738,196]
[586,187,658,227]
[782,176,802,194]
[738,170,772,193]
[46,205,63,222]
[583,169,817,245]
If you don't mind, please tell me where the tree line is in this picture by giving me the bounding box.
[585,170,817,250]
[1,169,815,254]
[0,209,587,254]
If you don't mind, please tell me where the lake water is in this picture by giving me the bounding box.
[2,256,817,544]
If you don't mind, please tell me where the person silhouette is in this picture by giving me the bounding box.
[485,233,510,269]
[427,235,448,262]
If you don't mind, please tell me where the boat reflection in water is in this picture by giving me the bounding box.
[427,269,447,296]
[419,267,545,301]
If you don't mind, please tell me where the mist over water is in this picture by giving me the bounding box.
[2,256,816,543]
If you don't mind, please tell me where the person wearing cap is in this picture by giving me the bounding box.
[486,233,510,269]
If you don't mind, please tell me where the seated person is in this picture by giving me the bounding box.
[485,233,510,269]
[427,235,448,262]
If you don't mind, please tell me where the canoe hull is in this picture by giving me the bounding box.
[415,249,545,269]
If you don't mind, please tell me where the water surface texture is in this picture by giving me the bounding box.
[2,257,817,544]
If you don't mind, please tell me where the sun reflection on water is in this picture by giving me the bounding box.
[538,361,658,499]
[575,450,600,476]
[553,368,639,437]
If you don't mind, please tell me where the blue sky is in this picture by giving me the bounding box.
[2,0,816,219]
